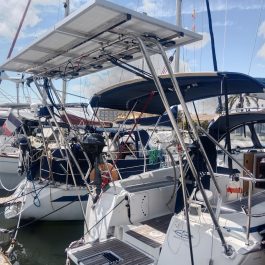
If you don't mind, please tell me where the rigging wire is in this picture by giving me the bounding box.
[136,0,141,12]
[7,0,32,59]
[57,0,62,22]
[108,55,153,80]
[0,88,15,103]
[199,0,205,71]
[82,197,126,237]
[192,6,196,72]
[221,0,228,71]
[248,0,265,75]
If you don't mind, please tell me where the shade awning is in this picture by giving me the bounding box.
[90,72,265,114]
[209,111,265,141]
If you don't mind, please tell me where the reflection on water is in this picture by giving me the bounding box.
[0,213,83,265]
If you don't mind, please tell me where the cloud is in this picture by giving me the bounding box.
[135,0,259,18]
[22,28,51,40]
[182,0,262,14]
[0,0,52,39]
[257,43,265,59]
[258,21,265,38]
[70,0,91,11]
[137,0,175,18]
[69,54,193,99]
[256,62,265,68]
[0,0,89,40]
[71,59,151,98]
[213,20,234,27]
[185,32,210,50]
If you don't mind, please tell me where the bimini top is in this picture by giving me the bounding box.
[0,0,201,78]
[209,111,265,141]
[90,72,265,114]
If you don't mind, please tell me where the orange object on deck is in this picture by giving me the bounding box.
[90,163,119,188]
[226,186,242,194]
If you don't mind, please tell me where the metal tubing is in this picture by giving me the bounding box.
[223,77,232,169]
[200,127,255,180]
[49,79,92,172]
[34,78,92,193]
[246,182,253,245]
[38,118,53,179]
[178,150,194,265]
[62,0,70,105]
[33,79,90,230]
[155,40,221,196]
[175,0,182,72]
[135,36,230,255]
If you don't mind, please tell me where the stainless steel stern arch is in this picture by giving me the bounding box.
[132,34,233,257]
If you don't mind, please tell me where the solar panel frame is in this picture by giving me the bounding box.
[0,0,202,78]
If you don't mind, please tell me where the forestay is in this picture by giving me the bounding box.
[0,0,201,78]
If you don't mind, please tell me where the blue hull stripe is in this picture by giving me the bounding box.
[249,223,265,234]
[225,223,265,234]
[51,194,88,202]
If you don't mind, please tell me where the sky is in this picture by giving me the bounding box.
[0,0,265,113]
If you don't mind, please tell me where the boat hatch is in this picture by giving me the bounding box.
[68,238,153,265]
[73,250,122,264]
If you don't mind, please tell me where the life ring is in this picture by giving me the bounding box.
[89,163,119,189]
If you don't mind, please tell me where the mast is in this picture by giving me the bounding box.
[174,0,182,72]
[16,82,20,115]
[205,0,231,167]
[64,0,70,16]
[7,0,31,110]
[205,0,223,113]
[7,0,32,59]
[62,0,70,105]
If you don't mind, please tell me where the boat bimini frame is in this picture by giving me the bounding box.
[133,34,233,257]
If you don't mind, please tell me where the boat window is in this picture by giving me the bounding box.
[219,125,253,149]
[254,123,265,147]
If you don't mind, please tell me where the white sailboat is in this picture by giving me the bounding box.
[2,0,265,264]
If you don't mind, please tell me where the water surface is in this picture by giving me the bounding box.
[0,215,83,265]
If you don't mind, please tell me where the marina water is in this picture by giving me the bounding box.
[0,213,83,265]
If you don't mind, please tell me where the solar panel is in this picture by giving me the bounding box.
[0,0,201,79]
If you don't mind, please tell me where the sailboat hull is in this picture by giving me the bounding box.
[0,155,22,190]
[4,180,88,221]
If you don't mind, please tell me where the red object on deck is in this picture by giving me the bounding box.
[60,113,112,127]
[226,186,242,194]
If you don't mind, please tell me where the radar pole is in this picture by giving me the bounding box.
[174,0,182,72]
[62,0,70,105]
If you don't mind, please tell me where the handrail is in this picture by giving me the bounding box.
[199,127,265,244]
[199,127,255,180]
